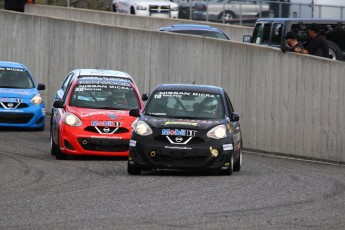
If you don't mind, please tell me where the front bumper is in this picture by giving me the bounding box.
[129,133,233,171]
[0,104,45,129]
[59,124,130,157]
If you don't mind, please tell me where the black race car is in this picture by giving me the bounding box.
[128,84,242,175]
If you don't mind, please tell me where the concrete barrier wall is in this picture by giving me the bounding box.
[24,4,253,41]
[1,10,344,163]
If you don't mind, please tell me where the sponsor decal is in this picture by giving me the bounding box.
[90,136,122,139]
[163,121,198,126]
[223,144,233,151]
[161,129,196,136]
[164,146,192,150]
[0,67,24,72]
[0,109,23,113]
[91,121,121,126]
[209,147,219,157]
[154,91,216,98]
[1,98,21,103]
[108,113,117,119]
[129,140,136,147]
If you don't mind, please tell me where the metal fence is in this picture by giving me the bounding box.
[175,0,345,26]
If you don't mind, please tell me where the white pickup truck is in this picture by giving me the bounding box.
[114,0,179,18]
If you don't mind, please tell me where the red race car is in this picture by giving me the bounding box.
[50,77,143,159]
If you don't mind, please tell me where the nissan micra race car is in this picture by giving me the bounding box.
[0,61,46,130]
[128,84,242,175]
[50,77,143,159]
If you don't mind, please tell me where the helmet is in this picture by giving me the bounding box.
[201,98,218,113]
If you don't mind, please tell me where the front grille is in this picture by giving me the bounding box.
[154,135,205,144]
[149,5,170,14]
[77,138,129,152]
[0,112,33,124]
[150,150,210,166]
[84,126,129,134]
[0,102,29,109]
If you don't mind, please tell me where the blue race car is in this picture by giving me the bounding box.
[0,61,46,130]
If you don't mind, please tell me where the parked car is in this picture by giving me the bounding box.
[158,24,230,40]
[0,61,46,130]
[192,0,269,21]
[50,77,144,159]
[243,18,345,61]
[127,84,242,175]
[113,0,179,18]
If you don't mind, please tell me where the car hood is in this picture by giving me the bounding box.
[142,116,224,130]
[68,107,136,126]
[0,88,38,99]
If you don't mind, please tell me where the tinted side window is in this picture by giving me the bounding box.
[224,92,234,115]
[262,24,271,45]
[61,73,74,91]
[252,23,271,45]
[271,23,283,45]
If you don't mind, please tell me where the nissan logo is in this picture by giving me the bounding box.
[103,127,110,133]
[8,103,14,108]
[175,136,183,143]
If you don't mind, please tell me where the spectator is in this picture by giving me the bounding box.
[281,31,303,53]
[294,23,329,58]
[112,0,116,12]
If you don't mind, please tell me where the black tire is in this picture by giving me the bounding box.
[327,40,343,61]
[218,10,236,20]
[50,134,57,156]
[219,152,234,175]
[55,133,67,160]
[233,150,242,172]
[127,161,141,175]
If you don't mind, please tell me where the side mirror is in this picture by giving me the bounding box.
[37,84,45,90]
[230,112,239,122]
[142,93,149,101]
[53,100,64,109]
[243,35,252,43]
[129,108,140,117]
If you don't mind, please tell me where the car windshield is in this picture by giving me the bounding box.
[69,80,140,110]
[0,67,34,88]
[172,30,229,40]
[145,91,225,119]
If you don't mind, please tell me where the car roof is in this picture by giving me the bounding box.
[154,84,223,94]
[160,24,221,31]
[76,69,132,78]
[256,18,345,23]
[0,61,26,69]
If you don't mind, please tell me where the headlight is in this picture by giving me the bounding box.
[31,94,43,105]
[135,121,152,136]
[207,125,227,139]
[64,113,82,126]
[170,6,178,11]
[137,5,147,10]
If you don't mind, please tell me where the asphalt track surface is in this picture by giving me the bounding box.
[1,119,345,229]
